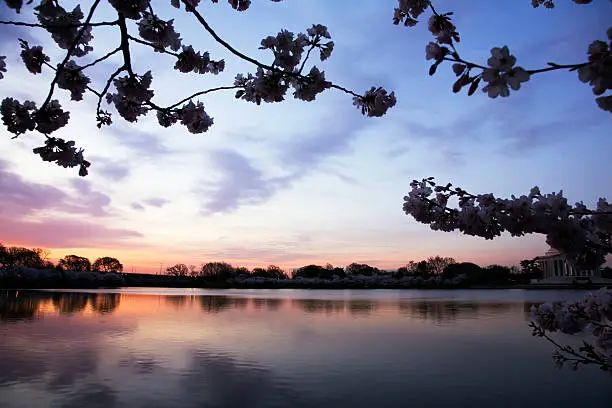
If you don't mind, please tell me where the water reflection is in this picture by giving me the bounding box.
[1,290,610,408]
[0,291,121,321]
[0,292,41,321]
[0,291,553,324]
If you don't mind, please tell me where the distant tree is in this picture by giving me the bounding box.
[345,263,379,276]
[200,262,236,280]
[394,265,410,278]
[166,263,189,277]
[520,258,543,280]
[234,266,250,277]
[483,265,512,284]
[602,266,612,279]
[188,264,199,277]
[414,260,431,278]
[426,256,456,275]
[442,262,483,281]
[58,255,91,272]
[0,245,45,268]
[293,264,327,279]
[92,256,123,273]
[266,265,289,279]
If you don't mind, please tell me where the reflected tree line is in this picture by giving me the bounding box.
[2,290,545,323]
[0,291,121,321]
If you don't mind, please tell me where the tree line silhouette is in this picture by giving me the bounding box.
[3,243,611,289]
[0,243,123,272]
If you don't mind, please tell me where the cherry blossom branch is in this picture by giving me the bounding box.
[41,60,102,98]
[96,66,125,117]
[165,86,242,110]
[182,0,272,71]
[299,43,317,74]
[77,46,122,71]
[117,13,135,77]
[41,0,101,109]
[182,0,365,101]
[395,1,610,109]
[532,326,606,367]
[127,35,180,57]
[0,19,118,28]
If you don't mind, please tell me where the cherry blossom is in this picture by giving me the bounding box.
[403,177,611,270]
[530,288,612,371]
[19,41,50,74]
[353,87,397,118]
[56,60,91,101]
[179,100,214,133]
[138,12,182,52]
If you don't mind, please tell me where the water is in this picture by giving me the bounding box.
[0,288,610,407]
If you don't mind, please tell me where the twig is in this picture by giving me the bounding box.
[96,66,126,114]
[299,43,317,74]
[166,86,243,109]
[127,35,180,57]
[77,46,122,71]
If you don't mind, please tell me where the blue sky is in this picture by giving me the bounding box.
[0,0,610,272]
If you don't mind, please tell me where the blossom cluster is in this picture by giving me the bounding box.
[530,288,611,370]
[578,29,612,113]
[106,71,154,122]
[403,178,611,270]
[32,137,91,176]
[35,2,93,57]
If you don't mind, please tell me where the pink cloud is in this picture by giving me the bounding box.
[0,216,142,248]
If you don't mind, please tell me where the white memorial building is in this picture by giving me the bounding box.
[534,248,601,283]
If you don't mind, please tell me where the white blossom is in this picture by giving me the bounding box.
[108,0,150,20]
[178,100,213,133]
[106,72,154,122]
[353,86,397,117]
[393,0,430,26]
[34,100,70,134]
[234,68,289,104]
[0,97,37,136]
[19,42,49,74]
[425,42,443,61]
[403,177,610,269]
[138,12,182,52]
[157,110,180,127]
[292,66,330,101]
[56,60,91,101]
[578,39,612,96]
[260,30,308,71]
[228,0,251,11]
[32,137,90,176]
[487,46,517,72]
[35,2,93,56]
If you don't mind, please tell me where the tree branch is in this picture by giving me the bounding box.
[127,35,180,57]
[182,0,274,71]
[0,19,118,28]
[41,0,101,109]
[77,46,122,71]
[166,86,243,110]
[117,13,135,77]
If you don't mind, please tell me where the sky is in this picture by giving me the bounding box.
[0,0,611,273]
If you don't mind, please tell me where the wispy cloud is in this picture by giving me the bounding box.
[0,159,140,247]
[199,110,368,215]
[90,156,131,181]
[200,148,295,215]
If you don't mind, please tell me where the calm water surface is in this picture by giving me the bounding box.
[0,288,610,407]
